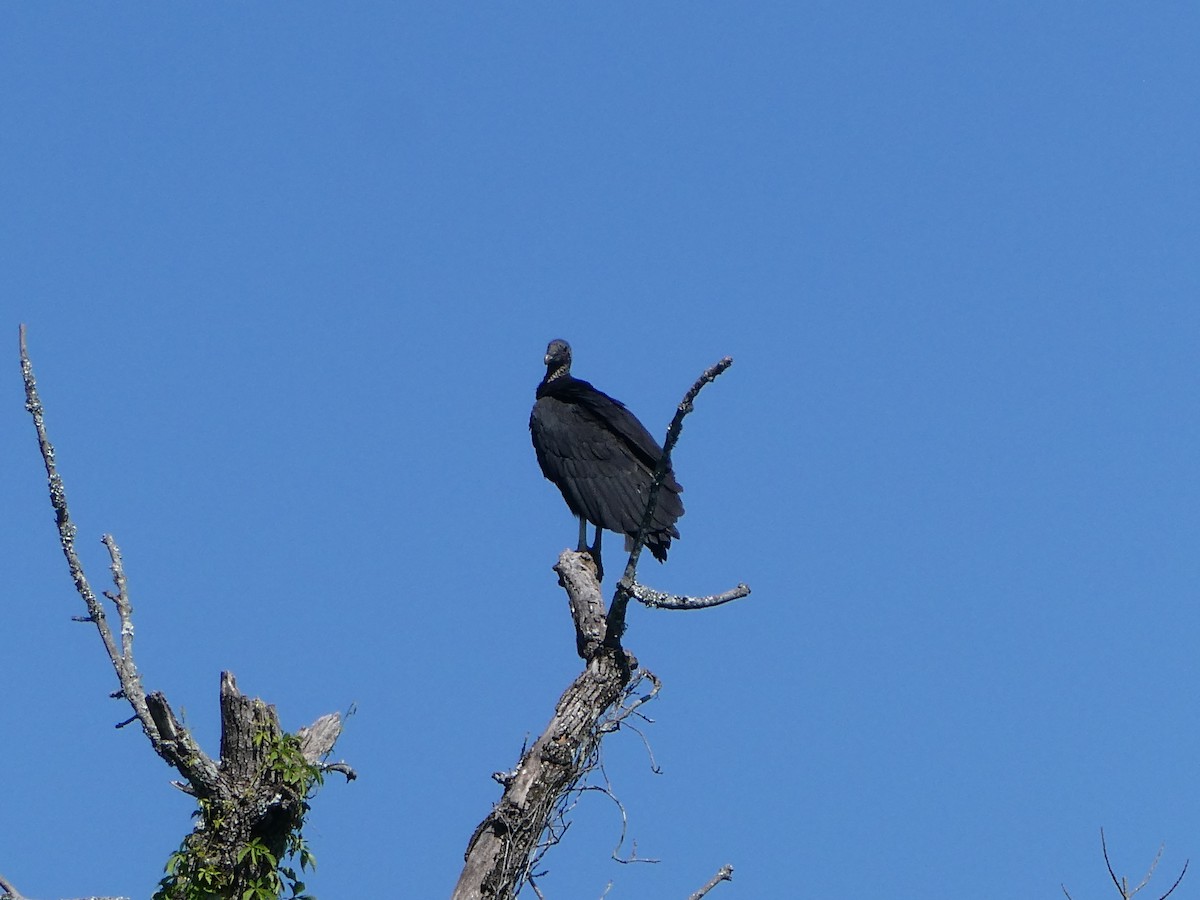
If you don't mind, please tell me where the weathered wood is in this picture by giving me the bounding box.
[161,673,349,897]
[555,550,607,659]
[451,551,634,900]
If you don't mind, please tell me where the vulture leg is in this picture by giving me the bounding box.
[574,517,604,581]
[590,526,604,582]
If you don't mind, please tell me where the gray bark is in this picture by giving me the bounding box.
[452,552,634,900]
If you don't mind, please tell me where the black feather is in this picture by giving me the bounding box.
[530,339,683,569]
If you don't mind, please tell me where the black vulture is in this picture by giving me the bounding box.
[530,339,684,575]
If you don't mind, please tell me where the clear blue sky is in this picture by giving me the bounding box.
[4,5,1199,898]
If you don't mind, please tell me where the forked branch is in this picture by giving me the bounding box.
[1062,829,1188,900]
[19,325,192,771]
[19,325,354,898]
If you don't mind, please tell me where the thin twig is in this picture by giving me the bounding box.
[1095,829,1188,900]
[600,670,661,729]
[631,581,751,611]
[597,670,663,773]
[1158,859,1188,900]
[1102,828,1124,896]
[1132,841,1166,896]
[321,761,358,781]
[570,781,648,866]
[607,356,735,644]
[592,754,658,866]
[618,718,662,775]
[101,534,136,664]
[688,864,734,900]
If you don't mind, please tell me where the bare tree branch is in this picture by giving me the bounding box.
[0,870,130,900]
[100,535,134,664]
[1070,829,1189,900]
[21,328,153,733]
[1101,828,1124,895]
[0,873,27,900]
[1130,838,1165,896]
[688,864,734,900]
[20,324,222,794]
[1159,861,1189,900]
[630,580,751,611]
[19,325,354,897]
[608,356,737,644]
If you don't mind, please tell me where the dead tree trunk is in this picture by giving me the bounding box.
[150,673,348,899]
[452,553,633,900]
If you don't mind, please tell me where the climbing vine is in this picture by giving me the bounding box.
[153,730,324,900]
